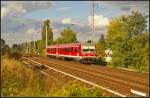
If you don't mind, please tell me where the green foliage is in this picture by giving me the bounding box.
[95,34,106,57]
[52,81,101,97]
[1,39,10,55]
[94,57,107,66]
[36,40,45,55]
[55,27,78,44]
[105,11,149,72]
[1,57,51,96]
[41,19,53,45]
[8,51,22,60]
[1,57,103,97]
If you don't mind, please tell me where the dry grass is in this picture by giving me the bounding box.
[1,56,102,97]
[1,56,51,96]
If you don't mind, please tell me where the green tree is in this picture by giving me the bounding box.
[36,40,45,55]
[1,39,6,55]
[96,34,106,55]
[55,27,77,44]
[41,19,53,45]
[105,11,149,72]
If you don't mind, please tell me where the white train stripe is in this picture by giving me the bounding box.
[24,57,126,97]
[131,89,146,96]
[47,53,96,58]
[47,53,83,59]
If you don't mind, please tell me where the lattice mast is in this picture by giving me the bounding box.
[91,1,95,43]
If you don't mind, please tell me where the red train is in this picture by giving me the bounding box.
[46,43,96,64]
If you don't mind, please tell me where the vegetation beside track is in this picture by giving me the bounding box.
[1,56,102,97]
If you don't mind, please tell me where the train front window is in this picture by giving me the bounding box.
[82,46,95,54]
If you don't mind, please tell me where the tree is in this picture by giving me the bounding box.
[121,11,148,36]
[36,40,45,55]
[95,34,106,57]
[105,11,149,72]
[55,27,77,44]
[41,19,53,45]
[1,39,5,47]
[0,39,10,55]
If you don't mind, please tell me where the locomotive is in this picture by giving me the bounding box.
[46,43,96,64]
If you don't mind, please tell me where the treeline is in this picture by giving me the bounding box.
[96,11,149,72]
[20,20,78,56]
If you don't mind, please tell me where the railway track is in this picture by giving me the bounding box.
[22,56,149,97]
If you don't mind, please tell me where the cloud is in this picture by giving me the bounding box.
[25,28,38,35]
[1,1,52,46]
[120,6,131,12]
[88,15,109,28]
[1,17,42,34]
[1,4,26,18]
[58,7,71,11]
[97,1,149,13]
[62,18,72,24]
[1,1,52,32]
[2,1,52,11]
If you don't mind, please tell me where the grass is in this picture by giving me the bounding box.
[1,56,102,97]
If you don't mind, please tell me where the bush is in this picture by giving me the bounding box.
[94,57,107,66]
[8,51,22,60]
[1,57,103,97]
[1,57,49,96]
[52,80,102,97]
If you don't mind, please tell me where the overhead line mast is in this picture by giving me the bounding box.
[91,1,95,43]
[45,24,48,55]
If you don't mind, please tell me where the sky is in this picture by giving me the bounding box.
[1,1,149,46]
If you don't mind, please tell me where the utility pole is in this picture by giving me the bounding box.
[28,42,29,54]
[26,42,28,54]
[45,25,48,55]
[33,32,36,55]
[91,1,95,43]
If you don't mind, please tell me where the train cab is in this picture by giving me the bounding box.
[80,43,96,64]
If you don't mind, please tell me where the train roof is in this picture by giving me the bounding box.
[47,43,80,48]
[47,42,95,48]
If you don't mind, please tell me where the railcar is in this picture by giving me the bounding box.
[46,43,96,64]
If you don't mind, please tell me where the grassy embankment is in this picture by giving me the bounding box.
[1,56,102,97]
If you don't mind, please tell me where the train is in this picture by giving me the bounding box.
[46,43,96,64]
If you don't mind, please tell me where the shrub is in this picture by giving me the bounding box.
[1,57,103,97]
[1,57,49,96]
[52,80,102,97]
[8,51,22,60]
[94,57,107,66]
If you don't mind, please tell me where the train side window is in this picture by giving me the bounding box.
[74,48,77,53]
[68,48,70,52]
[64,48,66,52]
[66,48,68,52]
[70,48,72,52]
[69,48,71,52]
[77,48,80,52]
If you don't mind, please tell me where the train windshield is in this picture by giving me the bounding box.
[82,46,95,54]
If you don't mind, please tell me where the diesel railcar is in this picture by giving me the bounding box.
[46,43,96,64]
